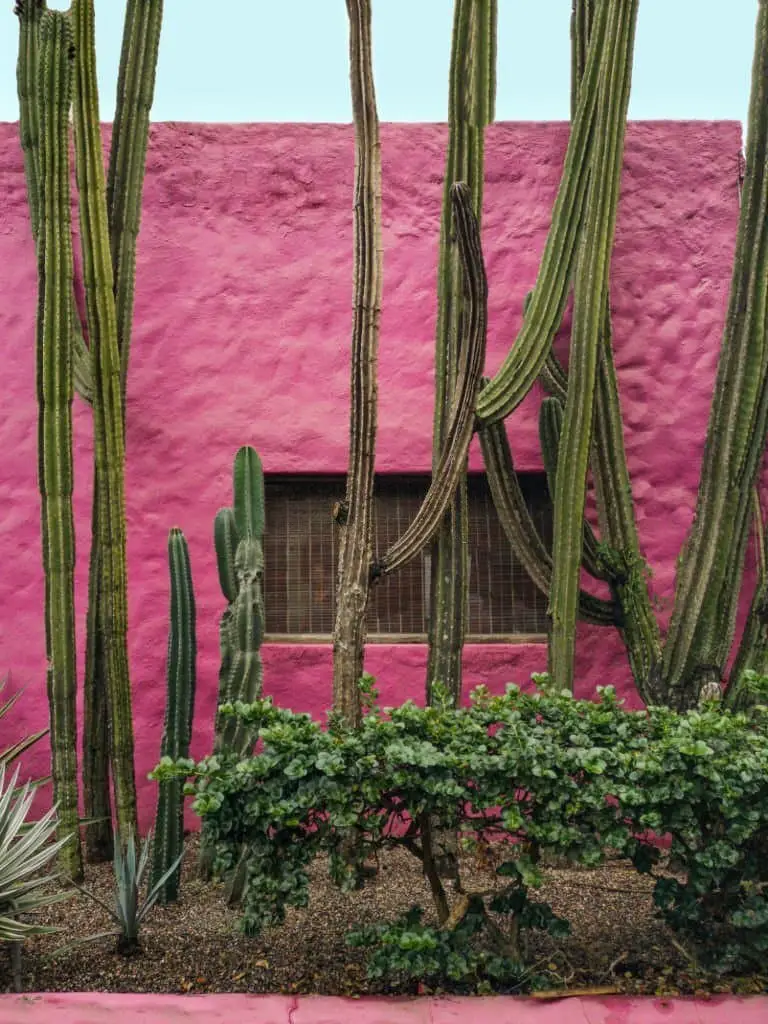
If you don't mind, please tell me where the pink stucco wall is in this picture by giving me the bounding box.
[0,121,742,827]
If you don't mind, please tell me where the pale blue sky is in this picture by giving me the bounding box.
[0,2,756,126]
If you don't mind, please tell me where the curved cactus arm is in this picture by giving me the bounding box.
[233,446,265,541]
[725,490,768,709]
[549,0,639,692]
[662,1,768,702]
[15,0,94,407]
[538,397,607,582]
[71,0,137,841]
[428,0,497,706]
[151,528,196,903]
[474,0,613,426]
[332,0,382,726]
[106,0,164,396]
[214,507,240,604]
[35,8,83,881]
[374,184,487,578]
[480,419,618,628]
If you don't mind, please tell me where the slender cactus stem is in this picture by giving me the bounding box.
[332,0,382,726]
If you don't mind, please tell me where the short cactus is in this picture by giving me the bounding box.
[151,528,196,904]
[213,447,266,758]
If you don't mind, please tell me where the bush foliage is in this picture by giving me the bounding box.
[154,677,768,989]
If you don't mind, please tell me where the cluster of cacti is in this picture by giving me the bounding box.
[338,0,768,717]
[213,447,266,756]
[16,0,163,864]
[151,528,196,904]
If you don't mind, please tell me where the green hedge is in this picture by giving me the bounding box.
[154,678,768,988]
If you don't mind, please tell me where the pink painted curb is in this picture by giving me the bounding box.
[1,994,767,1023]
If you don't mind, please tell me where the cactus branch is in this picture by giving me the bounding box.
[332,0,382,726]
[427,0,496,705]
[106,0,163,398]
[35,8,83,880]
[474,0,612,425]
[480,416,619,627]
[549,0,639,691]
[151,528,196,903]
[72,0,137,840]
[374,184,487,578]
[15,0,93,406]
[662,0,768,702]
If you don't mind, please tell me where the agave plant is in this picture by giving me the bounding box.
[59,830,184,955]
[0,767,69,945]
[0,674,48,776]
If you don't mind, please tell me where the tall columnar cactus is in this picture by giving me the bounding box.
[34,8,83,880]
[71,0,138,845]
[82,0,163,861]
[427,0,496,706]
[151,528,196,904]
[213,447,266,757]
[16,0,163,860]
[332,0,382,726]
[474,0,768,709]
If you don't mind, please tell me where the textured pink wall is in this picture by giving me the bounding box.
[0,121,741,827]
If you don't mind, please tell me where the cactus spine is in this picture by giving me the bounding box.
[35,8,82,879]
[213,447,266,756]
[332,0,382,726]
[151,528,196,903]
[71,0,138,845]
[427,0,496,705]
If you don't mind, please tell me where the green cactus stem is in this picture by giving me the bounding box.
[474,0,612,426]
[374,184,487,579]
[725,491,768,708]
[72,0,138,842]
[538,397,607,582]
[213,448,266,758]
[82,0,162,858]
[151,528,196,903]
[427,0,496,706]
[549,0,639,692]
[480,415,618,628]
[663,0,768,704]
[15,0,93,406]
[200,450,266,883]
[35,8,83,880]
[106,0,164,400]
[332,0,382,727]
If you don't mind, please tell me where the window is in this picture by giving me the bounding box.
[263,474,552,641]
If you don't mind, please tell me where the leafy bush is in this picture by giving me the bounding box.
[614,698,768,974]
[157,679,768,988]
[158,681,641,990]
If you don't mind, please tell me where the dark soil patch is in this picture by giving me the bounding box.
[5,836,766,998]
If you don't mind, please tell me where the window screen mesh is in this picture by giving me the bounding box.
[263,474,552,638]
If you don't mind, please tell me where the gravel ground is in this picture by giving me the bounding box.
[6,836,766,998]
